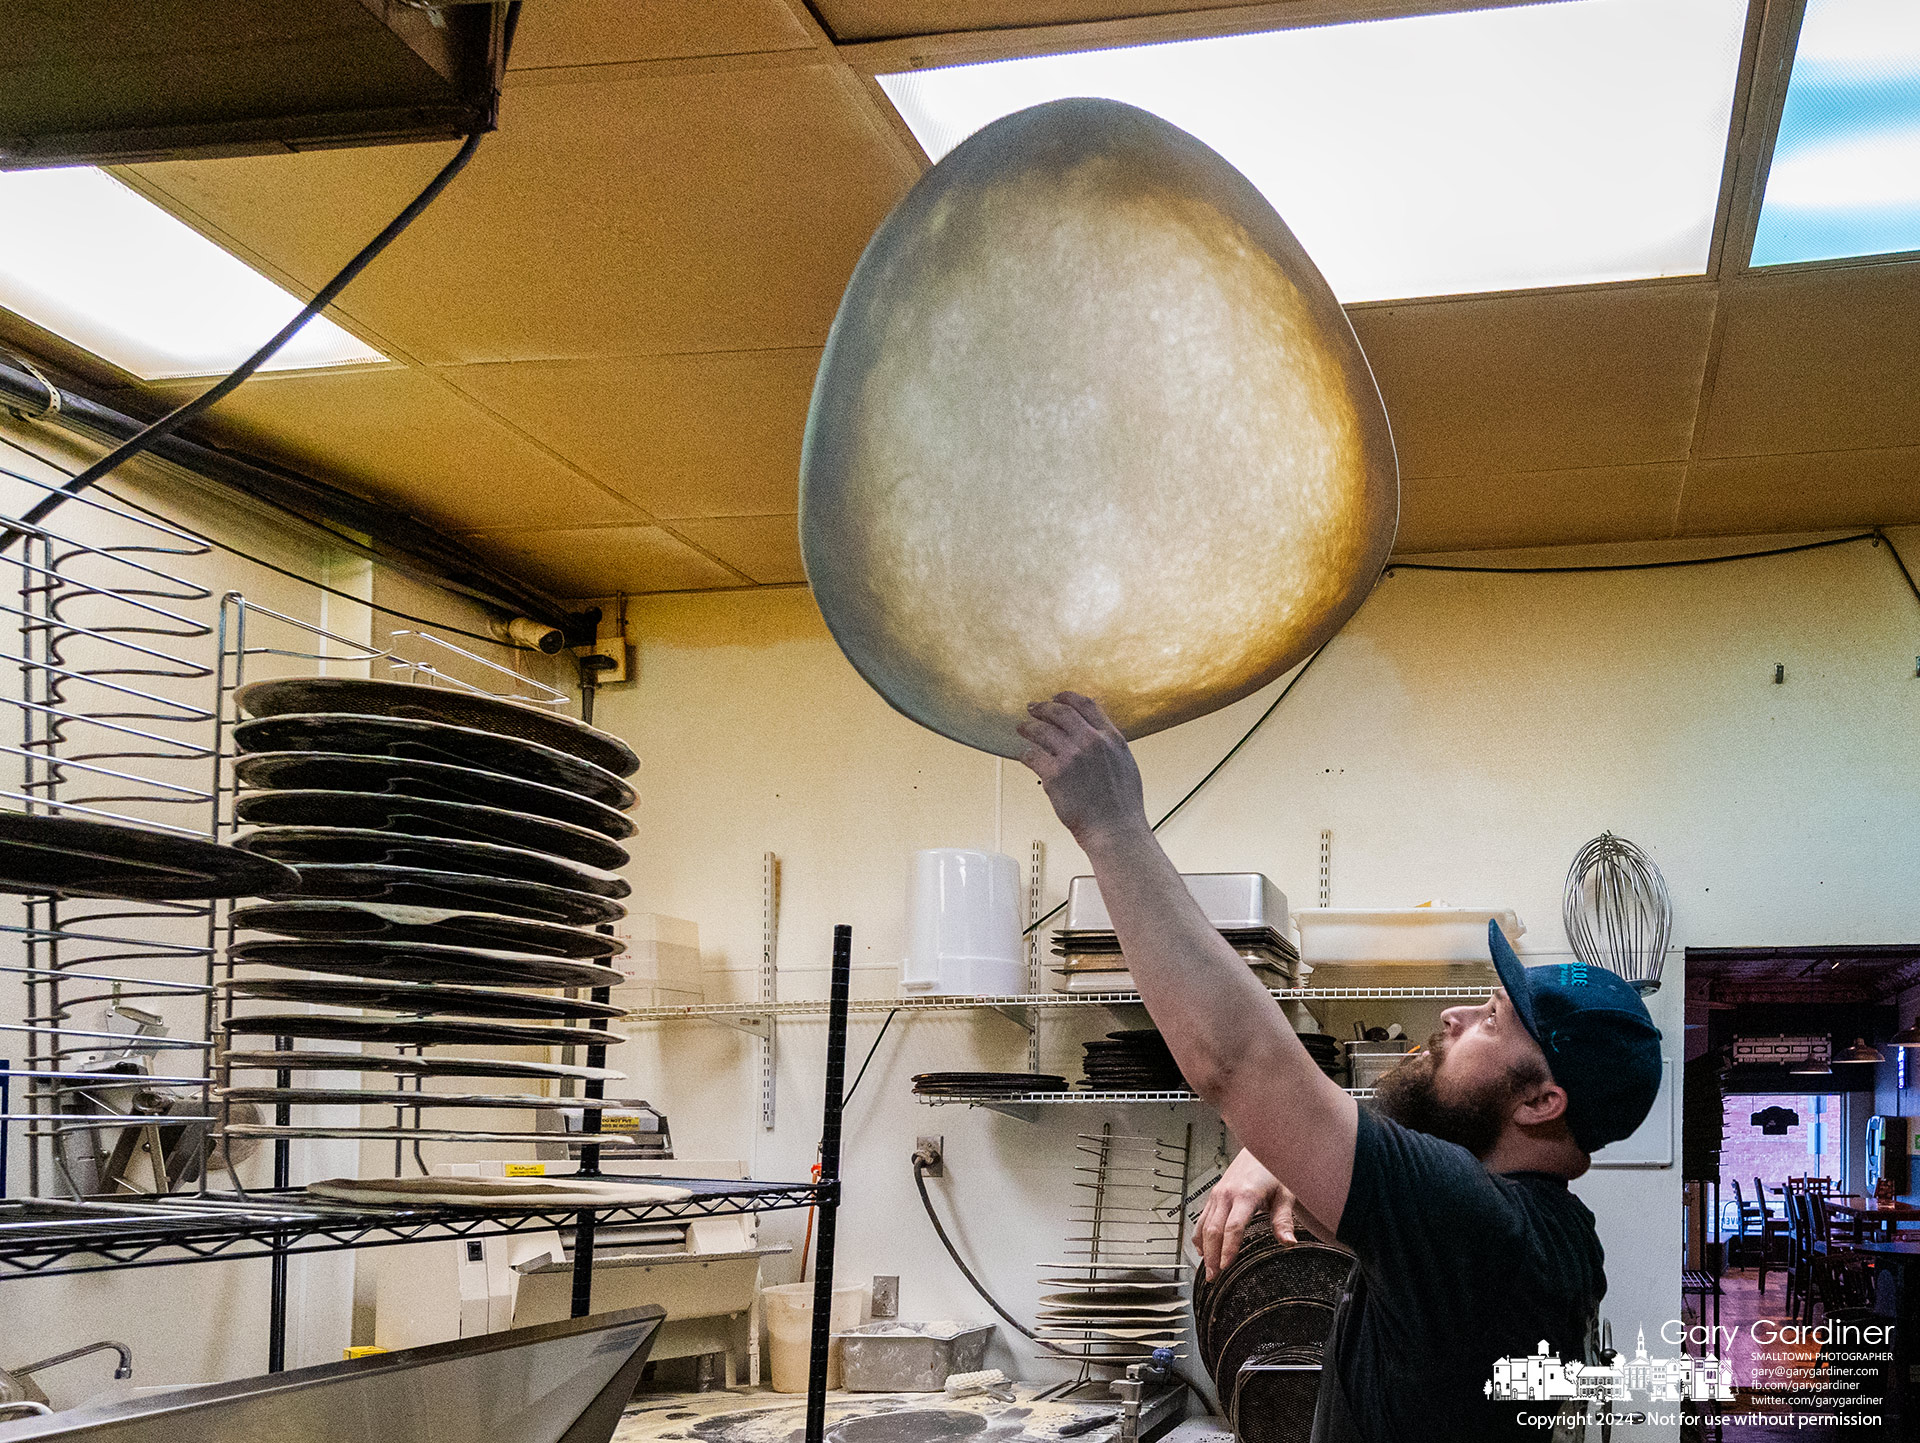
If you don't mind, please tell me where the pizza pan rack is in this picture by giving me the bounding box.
[211,602,651,1171]
[1039,1123,1194,1372]
[0,456,310,1200]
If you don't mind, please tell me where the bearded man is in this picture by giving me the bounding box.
[1016,693,1663,1443]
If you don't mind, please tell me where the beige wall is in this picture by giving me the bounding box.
[5,396,1916,1412]
[592,524,1920,1397]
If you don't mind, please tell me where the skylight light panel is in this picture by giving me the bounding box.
[1751,0,1920,267]
[0,166,384,381]
[877,0,1749,304]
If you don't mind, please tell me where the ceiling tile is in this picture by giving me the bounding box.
[507,1,815,70]
[1678,448,1920,537]
[1395,464,1688,554]
[157,366,644,531]
[1695,263,1920,459]
[458,524,748,597]
[1348,284,1718,478]
[447,349,819,519]
[817,2,1275,43]
[670,515,805,583]
[125,64,913,364]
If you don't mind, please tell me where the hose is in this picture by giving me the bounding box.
[913,1154,1223,1410]
[913,1154,1061,1349]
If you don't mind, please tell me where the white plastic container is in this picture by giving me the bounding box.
[765,1282,866,1392]
[1063,872,1287,931]
[901,849,1024,997]
[612,913,703,1006]
[1294,908,1524,966]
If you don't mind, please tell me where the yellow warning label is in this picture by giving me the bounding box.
[503,1163,548,1177]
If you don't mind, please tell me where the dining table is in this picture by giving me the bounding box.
[1828,1195,1920,1234]
[1841,1239,1918,1427]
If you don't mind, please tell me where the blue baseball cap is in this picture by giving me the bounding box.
[1486,920,1664,1155]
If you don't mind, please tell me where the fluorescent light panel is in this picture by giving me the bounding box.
[878,0,1749,304]
[1752,0,1920,267]
[0,167,384,380]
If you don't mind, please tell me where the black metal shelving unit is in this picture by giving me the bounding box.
[0,1177,824,1279]
[0,926,855,1443]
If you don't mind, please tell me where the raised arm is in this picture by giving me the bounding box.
[1018,693,1356,1236]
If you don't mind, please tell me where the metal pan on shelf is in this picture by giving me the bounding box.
[234,752,634,838]
[220,976,625,1020]
[230,937,626,989]
[281,863,624,927]
[235,790,628,870]
[234,827,631,899]
[218,1087,651,1111]
[236,677,640,778]
[231,898,622,958]
[222,1050,625,1083]
[222,1012,626,1048]
[233,714,635,809]
[0,810,299,900]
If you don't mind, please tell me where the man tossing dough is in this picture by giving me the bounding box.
[1017,693,1663,1442]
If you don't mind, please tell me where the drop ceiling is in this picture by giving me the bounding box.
[4,0,1917,600]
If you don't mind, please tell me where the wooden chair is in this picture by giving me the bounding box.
[1730,1179,1783,1291]
[1797,1175,1835,1197]
[1782,1183,1812,1322]
[1816,1192,1861,1247]
[1805,1193,1878,1324]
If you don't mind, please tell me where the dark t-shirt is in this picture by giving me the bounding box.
[1328,1106,1606,1442]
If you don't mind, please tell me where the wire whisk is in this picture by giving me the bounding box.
[1562,832,1670,994]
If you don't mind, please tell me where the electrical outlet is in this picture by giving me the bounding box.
[915,1135,944,1176]
[574,639,630,685]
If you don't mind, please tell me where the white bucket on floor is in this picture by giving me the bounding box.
[764,1282,865,1392]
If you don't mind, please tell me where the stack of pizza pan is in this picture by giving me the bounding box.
[217,677,654,1151]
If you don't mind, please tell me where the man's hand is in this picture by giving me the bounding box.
[1197,1149,1281,1279]
[1015,692,1148,845]
[1197,1150,1338,1279]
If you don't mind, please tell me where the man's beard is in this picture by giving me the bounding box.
[1369,1032,1514,1158]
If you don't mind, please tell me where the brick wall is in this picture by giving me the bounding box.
[1720,1092,1845,1206]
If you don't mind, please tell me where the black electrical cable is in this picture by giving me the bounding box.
[110,493,509,646]
[1383,529,1877,577]
[915,1157,1222,1407]
[0,433,522,647]
[0,128,488,554]
[913,1155,1060,1349]
[1020,524,1920,939]
[1022,644,1328,938]
[842,1008,899,1108]
[1877,528,1920,608]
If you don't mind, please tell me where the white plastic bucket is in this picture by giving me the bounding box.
[901,848,1024,997]
[764,1282,865,1392]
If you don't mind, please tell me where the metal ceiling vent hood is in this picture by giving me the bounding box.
[0,1,512,169]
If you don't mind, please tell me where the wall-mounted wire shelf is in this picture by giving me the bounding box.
[0,1176,823,1280]
[916,1086,1376,1121]
[625,984,1497,1032]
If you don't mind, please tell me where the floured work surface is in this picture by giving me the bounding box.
[615,1385,1130,1443]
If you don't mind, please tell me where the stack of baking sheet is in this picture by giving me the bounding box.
[1038,1129,1191,1363]
[1078,1030,1189,1092]
[220,677,654,1151]
[1051,872,1297,992]
[911,1071,1068,1098]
